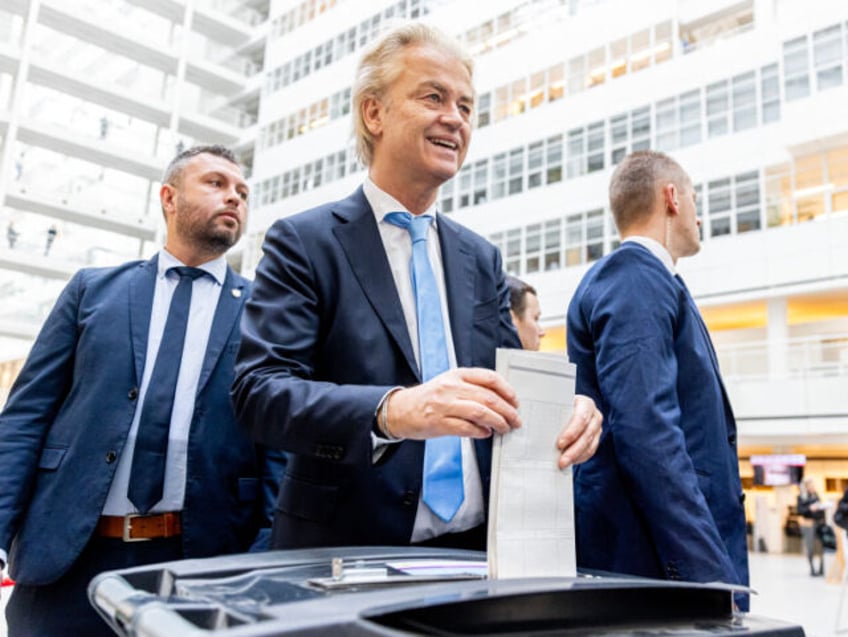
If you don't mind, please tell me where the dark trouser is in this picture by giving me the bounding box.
[6,534,182,637]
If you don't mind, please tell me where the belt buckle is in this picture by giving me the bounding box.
[123,513,151,542]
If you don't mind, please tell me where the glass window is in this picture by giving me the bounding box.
[610,38,627,78]
[567,128,584,178]
[655,96,677,151]
[505,228,522,274]
[631,106,651,151]
[529,71,545,108]
[765,163,792,227]
[548,63,565,102]
[477,92,491,128]
[457,164,472,208]
[783,35,810,101]
[588,47,606,87]
[828,147,848,213]
[708,178,732,237]
[546,134,563,184]
[610,113,628,165]
[813,24,843,90]
[510,78,527,116]
[761,63,781,123]
[565,213,583,265]
[587,121,605,173]
[440,177,455,213]
[586,209,604,262]
[735,171,761,233]
[654,21,672,64]
[732,71,757,131]
[492,153,507,199]
[495,85,509,123]
[568,55,586,94]
[706,80,729,138]
[631,28,651,72]
[679,89,701,146]
[795,154,825,221]
[525,223,541,274]
[470,159,488,205]
[544,218,562,271]
[508,146,525,195]
[527,141,544,189]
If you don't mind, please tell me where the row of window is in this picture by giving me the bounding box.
[259,17,675,149]
[270,0,342,40]
[264,0,426,96]
[258,87,351,151]
[488,169,761,277]
[783,21,848,100]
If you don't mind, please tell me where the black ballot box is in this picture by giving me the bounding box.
[89,546,803,637]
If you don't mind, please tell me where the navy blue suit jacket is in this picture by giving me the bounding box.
[0,256,278,585]
[567,242,748,595]
[233,187,520,548]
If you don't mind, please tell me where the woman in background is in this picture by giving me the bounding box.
[797,477,826,576]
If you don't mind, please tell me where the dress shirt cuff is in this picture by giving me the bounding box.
[373,386,405,441]
[0,548,7,570]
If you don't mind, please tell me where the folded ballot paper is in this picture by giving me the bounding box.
[487,348,577,579]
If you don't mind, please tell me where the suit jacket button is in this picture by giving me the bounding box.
[105,450,117,463]
[128,387,138,400]
[402,490,416,507]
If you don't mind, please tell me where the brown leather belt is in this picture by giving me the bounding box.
[96,512,182,542]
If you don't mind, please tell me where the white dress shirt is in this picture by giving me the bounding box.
[363,178,485,542]
[622,235,676,275]
[102,249,226,515]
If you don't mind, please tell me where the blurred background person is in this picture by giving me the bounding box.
[797,477,826,576]
[506,275,546,351]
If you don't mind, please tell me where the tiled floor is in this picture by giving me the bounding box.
[0,551,845,635]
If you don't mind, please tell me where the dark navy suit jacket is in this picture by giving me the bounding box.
[0,255,278,585]
[566,242,749,598]
[233,187,520,548]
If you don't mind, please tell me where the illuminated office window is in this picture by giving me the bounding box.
[631,28,651,72]
[610,37,627,78]
[494,85,509,123]
[511,78,527,115]
[735,171,761,233]
[795,155,825,221]
[529,71,545,109]
[654,21,672,64]
[548,63,565,102]
[829,147,848,213]
[588,46,606,87]
[568,55,586,94]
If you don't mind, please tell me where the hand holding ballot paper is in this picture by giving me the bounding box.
[488,349,591,579]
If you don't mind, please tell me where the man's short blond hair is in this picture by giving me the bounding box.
[352,22,474,166]
[609,150,689,233]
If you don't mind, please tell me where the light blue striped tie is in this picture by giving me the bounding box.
[384,211,464,522]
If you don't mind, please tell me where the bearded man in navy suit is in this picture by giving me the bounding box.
[567,151,749,609]
[0,145,280,636]
[233,23,602,552]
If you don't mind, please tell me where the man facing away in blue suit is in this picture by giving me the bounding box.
[0,145,281,636]
[566,151,749,609]
[233,23,602,552]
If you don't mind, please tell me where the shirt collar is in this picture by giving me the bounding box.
[622,236,676,276]
[363,177,439,227]
[158,249,227,285]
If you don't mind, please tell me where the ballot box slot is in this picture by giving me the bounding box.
[365,585,739,636]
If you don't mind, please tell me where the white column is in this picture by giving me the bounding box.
[767,296,789,377]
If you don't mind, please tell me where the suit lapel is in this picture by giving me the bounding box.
[128,255,158,384]
[333,189,419,380]
[438,215,476,367]
[197,267,245,394]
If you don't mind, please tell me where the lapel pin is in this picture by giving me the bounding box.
[231,289,242,298]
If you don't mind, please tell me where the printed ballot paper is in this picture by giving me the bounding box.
[487,348,577,579]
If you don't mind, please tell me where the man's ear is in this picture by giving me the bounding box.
[362,96,384,137]
[160,183,176,217]
[662,183,679,216]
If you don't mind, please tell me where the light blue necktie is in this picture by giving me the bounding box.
[384,211,464,522]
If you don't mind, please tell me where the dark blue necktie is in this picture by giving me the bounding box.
[127,266,207,513]
[384,212,464,522]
